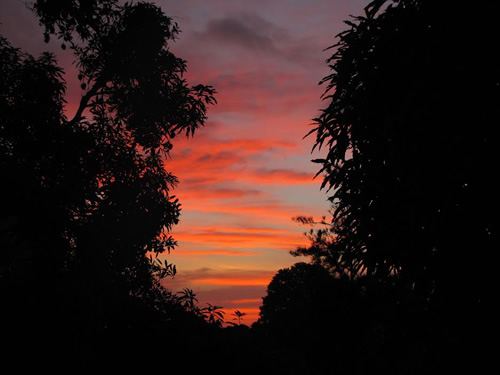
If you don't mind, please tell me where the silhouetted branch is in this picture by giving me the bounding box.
[67,79,104,125]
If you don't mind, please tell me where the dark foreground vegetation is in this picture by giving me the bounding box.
[1,1,495,373]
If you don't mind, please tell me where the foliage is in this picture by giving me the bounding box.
[310,0,496,299]
[255,1,497,373]
[257,262,369,373]
[201,303,225,327]
[177,288,199,312]
[232,310,247,325]
[259,262,360,329]
[1,0,215,365]
[290,214,357,278]
[293,0,498,371]
[4,0,213,294]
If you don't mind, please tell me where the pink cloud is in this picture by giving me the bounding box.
[175,225,306,250]
[176,249,257,257]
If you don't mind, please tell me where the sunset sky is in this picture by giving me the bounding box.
[1,0,368,323]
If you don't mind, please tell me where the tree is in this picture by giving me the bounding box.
[290,215,355,278]
[257,262,366,374]
[1,0,215,364]
[310,0,496,370]
[201,303,225,327]
[231,310,247,325]
[177,288,199,312]
[312,0,496,300]
[259,263,348,328]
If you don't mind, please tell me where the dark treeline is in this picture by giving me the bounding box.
[0,0,495,373]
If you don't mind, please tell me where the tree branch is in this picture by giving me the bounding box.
[67,80,104,125]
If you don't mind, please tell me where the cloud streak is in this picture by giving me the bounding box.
[203,14,281,54]
[175,225,306,250]
[176,249,258,257]
[198,12,324,68]
[165,268,275,289]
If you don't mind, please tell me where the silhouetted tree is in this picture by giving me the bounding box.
[177,288,199,313]
[201,303,225,327]
[231,309,247,325]
[257,262,367,374]
[290,215,356,278]
[1,0,215,366]
[310,0,496,371]
[313,0,496,289]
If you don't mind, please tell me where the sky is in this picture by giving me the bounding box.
[1,0,368,324]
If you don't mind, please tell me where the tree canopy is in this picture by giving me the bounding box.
[1,0,215,366]
[256,1,497,373]
[302,0,496,371]
[311,0,496,298]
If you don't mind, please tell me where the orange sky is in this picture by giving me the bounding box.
[0,0,369,325]
[156,0,369,324]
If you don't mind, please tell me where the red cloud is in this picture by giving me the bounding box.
[179,187,263,201]
[177,201,313,223]
[176,249,257,257]
[230,298,262,306]
[175,225,305,250]
[251,168,314,184]
[164,268,275,289]
[166,137,315,187]
[193,277,269,286]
